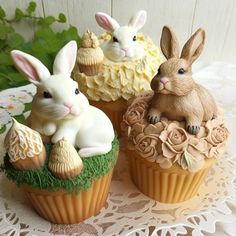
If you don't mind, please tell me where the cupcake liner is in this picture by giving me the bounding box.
[127,150,216,203]
[50,165,83,180]
[23,169,114,224]
[78,63,103,76]
[12,148,46,170]
[90,98,127,136]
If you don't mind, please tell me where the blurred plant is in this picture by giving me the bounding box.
[0,1,81,90]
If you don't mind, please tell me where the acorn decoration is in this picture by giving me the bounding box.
[77,30,104,76]
[48,138,83,179]
[4,118,46,170]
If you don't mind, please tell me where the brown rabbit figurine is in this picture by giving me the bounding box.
[147,26,217,135]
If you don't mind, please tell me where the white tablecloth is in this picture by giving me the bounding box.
[0,62,236,236]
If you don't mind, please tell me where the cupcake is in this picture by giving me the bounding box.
[3,41,119,224]
[3,137,119,224]
[121,26,229,203]
[73,11,162,135]
[77,30,104,76]
[48,138,83,179]
[122,92,228,203]
[4,118,46,170]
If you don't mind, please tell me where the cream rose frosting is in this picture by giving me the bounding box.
[73,33,162,102]
[121,91,229,172]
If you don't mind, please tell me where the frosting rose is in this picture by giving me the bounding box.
[208,126,229,158]
[205,117,229,158]
[159,123,189,162]
[134,133,159,162]
[207,124,228,146]
[127,123,145,150]
[123,101,148,126]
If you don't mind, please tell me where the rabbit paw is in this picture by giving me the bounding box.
[148,115,160,124]
[147,108,161,124]
[147,114,160,124]
[186,125,200,135]
[43,123,56,136]
[51,134,63,144]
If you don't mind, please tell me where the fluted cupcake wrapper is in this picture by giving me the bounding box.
[127,150,216,203]
[90,98,127,136]
[78,63,103,76]
[50,165,83,180]
[23,169,114,224]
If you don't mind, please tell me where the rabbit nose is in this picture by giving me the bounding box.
[160,77,169,85]
[64,102,73,109]
[122,48,129,52]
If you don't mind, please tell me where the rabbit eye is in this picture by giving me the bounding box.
[157,68,161,74]
[178,68,185,74]
[75,88,80,95]
[43,91,52,98]
[133,36,137,41]
[113,37,119,43]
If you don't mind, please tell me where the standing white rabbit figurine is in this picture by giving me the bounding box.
[11,41,115,157]
[95,10,147,62]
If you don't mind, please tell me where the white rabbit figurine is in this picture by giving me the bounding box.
[95,10,147,62]
[11,41,115,157]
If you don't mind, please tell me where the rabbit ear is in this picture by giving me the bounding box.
[128,10,147,31]
[181,28,205,64]
[53,41,77,76]
[11,50,50,84]
[160,26,180,59]
[95,12,120,32]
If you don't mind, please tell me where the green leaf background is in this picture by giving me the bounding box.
[0,1,81,91]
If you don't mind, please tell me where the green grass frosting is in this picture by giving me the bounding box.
[2,137,119,194]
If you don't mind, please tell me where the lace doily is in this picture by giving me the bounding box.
[0,150,236,235]
[0,62,236,235]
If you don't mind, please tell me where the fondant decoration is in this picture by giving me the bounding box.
[77,30,104,76]
[147,26,218,135]
[48,138,83,179]
[122,91,229,172]
[95,10,147,62]
[10,41,115,157]
[4,118,46,170]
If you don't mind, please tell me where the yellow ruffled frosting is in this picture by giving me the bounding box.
[73,33,162,102]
